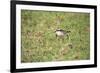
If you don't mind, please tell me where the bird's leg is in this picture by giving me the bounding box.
[67,34,69,40]
[61,36,64,42]
[56,34,59,40]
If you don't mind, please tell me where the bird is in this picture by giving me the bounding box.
[55,29,71,38]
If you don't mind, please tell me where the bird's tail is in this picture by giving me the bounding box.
[65,30,71,33]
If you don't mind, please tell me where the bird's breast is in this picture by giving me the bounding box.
[56,31,64,36]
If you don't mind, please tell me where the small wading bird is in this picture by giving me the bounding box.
[55,29,71,39]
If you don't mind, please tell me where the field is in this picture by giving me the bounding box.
[21,10,90,63]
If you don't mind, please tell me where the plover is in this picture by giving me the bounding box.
[55,29,70,38]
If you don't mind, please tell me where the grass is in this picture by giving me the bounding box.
[21,10,90,63]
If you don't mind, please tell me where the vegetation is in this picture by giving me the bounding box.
[21,10,90,63]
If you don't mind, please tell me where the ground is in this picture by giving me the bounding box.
[21,10,90,63]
